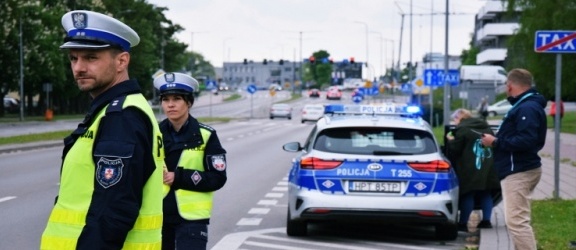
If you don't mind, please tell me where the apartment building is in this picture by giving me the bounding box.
[474,0,521,66]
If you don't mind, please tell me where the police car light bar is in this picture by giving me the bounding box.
[324,104,422,117]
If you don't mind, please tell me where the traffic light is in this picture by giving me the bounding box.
[328,58,334,64]
[350,57,355,64]
[243,58,248,65]
[309,56,315,64]
[263,59,268,65]
[279,59,284,65]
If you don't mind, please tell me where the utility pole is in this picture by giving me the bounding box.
[19,16,24,121]
[443,0,451,127]
[395,2,405,84]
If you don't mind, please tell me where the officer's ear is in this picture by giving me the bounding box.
[112,49,130,72]
[187,95,195,107]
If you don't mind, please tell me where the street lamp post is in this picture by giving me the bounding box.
[354,21,369,79]
[370,31,384,79]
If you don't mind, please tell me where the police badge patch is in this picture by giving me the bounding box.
[191,171,202,185]
[96,157,124,188]
[210,155,226,171]
[72,12,87,29]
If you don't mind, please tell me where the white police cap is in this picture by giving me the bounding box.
[60,10,139,51]
[154,72,200,95]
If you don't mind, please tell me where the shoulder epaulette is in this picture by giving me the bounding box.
[199,123,215,132]
[106,96,127,114]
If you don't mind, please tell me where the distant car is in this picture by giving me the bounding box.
[282,103,460,240]
[269,84,282,91]
[326,86,342,100]
[308,89,320,98]
[487,99,512,117]
[218,83,229,91]
[3,97,19,114]
[301,104,324,123]
[270,103,292,119]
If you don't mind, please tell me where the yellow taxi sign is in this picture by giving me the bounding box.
[269,88,276,97]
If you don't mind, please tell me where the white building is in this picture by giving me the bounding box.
[474,0,521,66]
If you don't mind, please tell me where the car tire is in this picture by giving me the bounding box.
[288,116,292,120]
[270,116,274,119]
[435,223,458,240]
[286,209,307,236]
[301,120,305,124]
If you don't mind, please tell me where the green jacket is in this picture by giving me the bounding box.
[447,117,500,195]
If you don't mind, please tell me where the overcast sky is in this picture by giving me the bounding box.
[146,0,489,76]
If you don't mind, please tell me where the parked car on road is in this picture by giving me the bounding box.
[3,97,19,114]
[300,104,324,123]
[308,89,320,98]
[326,86,342,100]
[487,99,511,117]
[283,103,460,240]
[270,103,292,119]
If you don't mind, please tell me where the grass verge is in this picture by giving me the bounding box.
[533,199,576,249]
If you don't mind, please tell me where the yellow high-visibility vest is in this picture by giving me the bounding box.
[41,94,164,250]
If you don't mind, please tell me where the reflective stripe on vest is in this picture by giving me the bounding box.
[41,94,164,250]
[174,128,214,220]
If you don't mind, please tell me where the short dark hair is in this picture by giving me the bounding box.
[507,68,533,87]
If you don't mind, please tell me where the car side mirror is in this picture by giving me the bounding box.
[283,142,302,152]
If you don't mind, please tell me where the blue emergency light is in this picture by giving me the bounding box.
[324,104,422,117]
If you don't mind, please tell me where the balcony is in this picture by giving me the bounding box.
[476,23,519,42]
[477,48,507,65]
[477,1,506,20]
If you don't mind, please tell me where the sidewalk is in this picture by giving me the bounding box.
[479,129,576,250]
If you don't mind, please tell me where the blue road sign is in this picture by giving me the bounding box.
[535,30,576,53]
[247,84,257,94]
[357,87,379,96]
[423,69,460,86]
[206,80,217,90]
[352,94,363,103]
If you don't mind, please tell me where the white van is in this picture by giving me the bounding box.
[460,65,507,85]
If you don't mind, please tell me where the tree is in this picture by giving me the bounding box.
[303,50,332,88]
[505,0,576,101]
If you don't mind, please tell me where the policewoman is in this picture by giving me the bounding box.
[41,10,164,249]
[154,73,228,249]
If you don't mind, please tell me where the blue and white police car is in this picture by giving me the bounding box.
[282,104,459,240]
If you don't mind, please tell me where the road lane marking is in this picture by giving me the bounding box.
[272,186,288,192]
[265,192,283,198]
[248,208,270,214]
[236,218,262,226]
[257,199,278,206]
[0,196,16,203]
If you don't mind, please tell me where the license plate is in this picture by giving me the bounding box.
[348,181,402,193]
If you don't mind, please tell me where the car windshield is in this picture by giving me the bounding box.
[313,127,437,155]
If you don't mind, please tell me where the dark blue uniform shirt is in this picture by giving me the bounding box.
[62,80,156,249]
[160,115,227,224]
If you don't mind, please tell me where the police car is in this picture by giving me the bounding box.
[282,104,459,240]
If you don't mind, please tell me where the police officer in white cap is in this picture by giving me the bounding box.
[154,72,227,250]
[41,10,164,250]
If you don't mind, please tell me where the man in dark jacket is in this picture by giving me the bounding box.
[481,68,547,250]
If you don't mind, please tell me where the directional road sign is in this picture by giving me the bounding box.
[423,69,460,86]
[535,30,576,53]
[247,84,257,94]
[352,94,363,103]
[206,80,217,90]
[357,87,379,96]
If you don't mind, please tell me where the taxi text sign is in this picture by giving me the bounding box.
[535,31,576,53]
